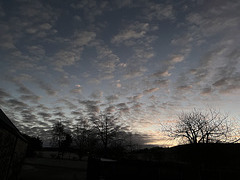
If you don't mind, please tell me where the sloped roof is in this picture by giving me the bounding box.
[0,109,27,142]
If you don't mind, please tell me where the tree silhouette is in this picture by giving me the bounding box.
[22,134,42,156]
[51,121,65,148]
[61,132,72,153]
[51,121,72,158]
[90,111,128,154]
[73,117,97,158]
[168,108,233,144]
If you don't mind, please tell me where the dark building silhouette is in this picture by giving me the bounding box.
[0,109,28,180]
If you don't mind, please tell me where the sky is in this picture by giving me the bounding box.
[0,0,240,146]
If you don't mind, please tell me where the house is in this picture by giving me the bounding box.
[0,109,28,180]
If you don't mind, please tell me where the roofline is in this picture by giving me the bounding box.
[0,109,28,142]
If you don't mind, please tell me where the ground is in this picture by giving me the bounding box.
[19,157,87,180]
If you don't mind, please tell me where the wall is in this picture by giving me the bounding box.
[0,128,27,180]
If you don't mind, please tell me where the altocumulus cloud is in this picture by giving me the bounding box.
[0,0,239,146]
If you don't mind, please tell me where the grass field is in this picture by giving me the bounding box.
[19,157,87,180]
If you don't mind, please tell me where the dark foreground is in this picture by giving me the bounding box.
[87,158,239,180]
[19,144,240,180]
[20,157,239,180]
[87,144,240,180]
[19,158,87,180]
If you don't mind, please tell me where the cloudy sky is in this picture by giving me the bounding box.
[0,0,240,146]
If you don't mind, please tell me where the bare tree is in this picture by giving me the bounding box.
[168,109,234,144]
[51,121,72,158]
[91,111,127,152]
[73,117,97,158]
[51,121,66,148]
